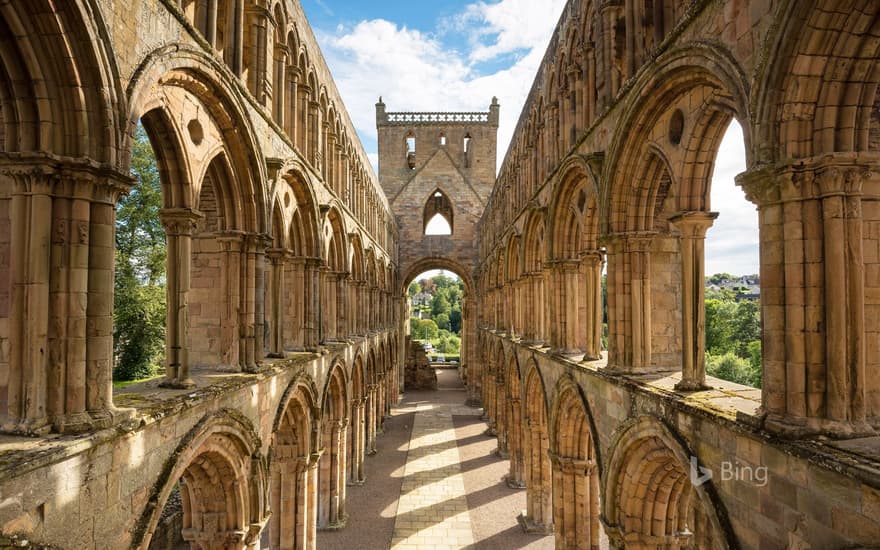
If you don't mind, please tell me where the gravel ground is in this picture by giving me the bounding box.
[452,415,555,550]
[317,408,415,549]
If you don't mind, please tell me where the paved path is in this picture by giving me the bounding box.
[318,368,554,549]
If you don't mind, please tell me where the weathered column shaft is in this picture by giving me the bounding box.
[670,212,717,391]
[160,208,202,389]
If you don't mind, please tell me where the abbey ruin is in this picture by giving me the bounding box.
[0,0,879,548]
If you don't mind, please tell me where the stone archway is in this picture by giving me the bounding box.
[317,361,349,529]
[269,374,321,550]
[520,362,552,534]
[549,377,602,549]
[138,411,267,549]
[602,416,732,550]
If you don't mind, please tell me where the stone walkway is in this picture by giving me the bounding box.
[317,368,554,549]
[390,395,478,548]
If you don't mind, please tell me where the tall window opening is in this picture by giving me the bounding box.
[113,121,167,384]
[463,133,472,167]
[424,189,453,236]
[440,133,447,146]
[406,132,416,169]
[704,119,760,388]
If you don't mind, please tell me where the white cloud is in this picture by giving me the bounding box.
[706,120,759,275]
[313,2,757,275]
[451,0,567,63]
[313,0,566,170]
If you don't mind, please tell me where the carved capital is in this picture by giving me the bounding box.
[668,211,719,239]
[160,208,204,236]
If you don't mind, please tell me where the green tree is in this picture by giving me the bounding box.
[449,306,462,334]
[435,312,450,331]
[431,290,451,317]
[113,122,167,381]
[408,281,421,297]
[705,298,736,355]
[410,318,439,340]
[731,300,761,356]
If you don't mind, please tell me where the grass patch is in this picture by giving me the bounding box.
[113,373,164,388]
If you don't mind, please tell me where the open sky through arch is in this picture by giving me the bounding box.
[302,0,758,275]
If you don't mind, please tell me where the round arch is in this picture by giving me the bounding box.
[522,359,553,533]
[601,415,733,549]
[135,410,265,549]
[125,44,268,232]
[602,42,751,235]
[548,375,603,549]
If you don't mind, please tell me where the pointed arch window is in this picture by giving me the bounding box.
[424,189,453,235]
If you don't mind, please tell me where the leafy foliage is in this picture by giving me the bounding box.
[113,123,166,381]
[704,273,762,388]
[407,272,465,354]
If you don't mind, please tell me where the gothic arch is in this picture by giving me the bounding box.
[136,410,266,549]
[317,360,349,528]
[423,188,454,234]
[754,0,880,160]
[126,45,268,232]
[602,416,733,550]
[269,372,321,549]
[549,376,602,549]
[603,42,750,234]
[0,0,120,163]
[548,156,600,258]
[522,360,553,533]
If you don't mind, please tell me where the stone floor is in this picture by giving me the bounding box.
[317,368,555,549]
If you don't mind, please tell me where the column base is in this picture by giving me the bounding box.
[550,348,584,361]
[674,379,711,392]
[318,516,348,531]
[764,413,876,439]
[1,416,51,436]
[494,447,509,459]
[266,352,285,359]
[517,512,553,535]
[465,397,483,408]
[484,426,497,437]
[348,478,366,486]
[504,475,526,489]
[159,378,197,389]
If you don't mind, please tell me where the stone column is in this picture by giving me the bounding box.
[550,452,598,550]
[86,180,134,427]
[47,178,93,432]
[582,251,604,361]
[335,272,349,341]
[6,169,53,434]
[265,248,287,358]
[603,232,654,373]
[366,384,378,454]
[254,234,270,365]
[349,398,366,484]
[506,397,526,488]
[495,375,509,457]
[303,258,321,350]
[739,158,878,437]
[160,208,203,389]
[550,259,584,357]
[669,212,717,391]
[217,232,243,368]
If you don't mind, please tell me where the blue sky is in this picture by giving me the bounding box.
[301,1,759,276]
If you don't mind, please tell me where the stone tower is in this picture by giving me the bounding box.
[376,98,499,285]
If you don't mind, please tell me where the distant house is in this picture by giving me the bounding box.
[705,274,761,301]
